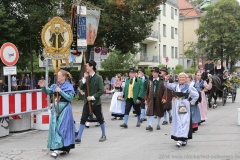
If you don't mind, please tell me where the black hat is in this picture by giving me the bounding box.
[138,68,145,74]
[151,67,159,73]
[61,67,71,72]
[129,67,136,72]
[160,67,168,74]
[86,60,97,67]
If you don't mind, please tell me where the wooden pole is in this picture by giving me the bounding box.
[83,51,92,115]
[55,60,59,117]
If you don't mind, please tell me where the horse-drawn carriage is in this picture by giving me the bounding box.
[221,74,238,105]
[201,71,239,108]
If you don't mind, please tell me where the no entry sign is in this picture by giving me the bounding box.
[0,42,19,66]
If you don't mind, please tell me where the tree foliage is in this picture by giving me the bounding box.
[184,42,200,68]
[84,0,166,54]
[100,50,139,70]
[195,0,240,71]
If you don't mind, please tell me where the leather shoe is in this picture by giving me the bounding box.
[146,125,153,131]
[136,122,141,127]
[156,124,160,130]
[75,139,81,144]
[99,136,107,142]
[162,121,168,125]
[120,123,128,128]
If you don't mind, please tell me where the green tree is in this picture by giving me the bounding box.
[1,0,53,71]
[195,0,240,71]
[76,0,166,75]
[100,50,139,70]
[184,42,200,68]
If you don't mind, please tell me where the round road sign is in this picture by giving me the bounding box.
[165,56,169,62]
[0,42,19,66]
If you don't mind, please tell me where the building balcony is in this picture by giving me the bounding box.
[140,54,159,62]
[142,30,159,43]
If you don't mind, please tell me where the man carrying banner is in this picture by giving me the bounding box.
[75,60,106,143]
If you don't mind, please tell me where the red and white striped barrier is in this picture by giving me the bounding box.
[0,90,48,118]
[33,111,50,130]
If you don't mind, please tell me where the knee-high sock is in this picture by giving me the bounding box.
[141,109,146,119]
[137,115,140,123]
[100,124,106,136]
[77,124,85,140]
[148,116,154,127]
[157,117,161,125]
[167,110,172,117]
[163,111,167,122]
[74,120,77,132]
[124,115,129,125]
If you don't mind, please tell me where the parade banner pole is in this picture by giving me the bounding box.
[83,51,92,115]
[55,60,59,116]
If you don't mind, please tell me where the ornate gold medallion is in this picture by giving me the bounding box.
[41,17,73,60]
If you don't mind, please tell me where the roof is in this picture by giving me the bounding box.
[178,0,199,18]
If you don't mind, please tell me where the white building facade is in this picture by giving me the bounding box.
[136,0,179,69]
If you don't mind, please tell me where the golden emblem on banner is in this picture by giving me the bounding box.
[41,17,73,60]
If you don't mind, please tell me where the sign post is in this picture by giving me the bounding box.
[0,42,19,92]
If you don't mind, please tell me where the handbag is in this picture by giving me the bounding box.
[117,95,123,101]
[178,105,187,114]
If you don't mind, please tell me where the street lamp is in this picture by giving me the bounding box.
[181,0,206,69]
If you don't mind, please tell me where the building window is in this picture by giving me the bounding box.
[171,27,174,39]
[140,43,147,60]
[159,13,161,21]
[158,22,161,42]
[171,7,174,19]
[163,24,166,37]
[171,47,174,58]
[175,28,178,34]
[175,47,178,58]
[175,9,177,15]
[159,44,161,62]
[163,4,166,16]
[163,45,166,58]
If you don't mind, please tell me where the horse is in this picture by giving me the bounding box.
[201,72,222,109]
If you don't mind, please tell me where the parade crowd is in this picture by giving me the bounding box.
[36,58,238,158]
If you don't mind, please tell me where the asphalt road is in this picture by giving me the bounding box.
[1,93,240,160]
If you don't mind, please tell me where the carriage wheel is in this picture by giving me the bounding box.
[222,87,227,106]
[232,87,237,103]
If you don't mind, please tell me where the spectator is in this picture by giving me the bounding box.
[104,76,111,99]
[48,77,53,87]
[171,67,174,74]
[26,74,31,89]
[110,74,116,90]
[32,74,38,89]
[19,74,27,90]
[11,75,18,91]
[0,79,7,92]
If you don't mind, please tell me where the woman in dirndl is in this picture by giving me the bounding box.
[164,72,199,148]
[186,74,201,133]
[107,74,125,120]
[195,72,212,124]
[39,69,75,158]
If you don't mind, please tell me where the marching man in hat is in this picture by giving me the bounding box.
[120,68,144,128]
[160,67,173,125]
[145,67,165,131]
[75,60,106,143]
[138,68,148,123]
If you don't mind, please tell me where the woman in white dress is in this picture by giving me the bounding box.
[164,72,199,148]
[107,74,125,120]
